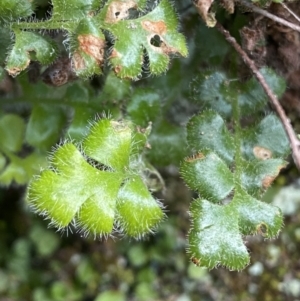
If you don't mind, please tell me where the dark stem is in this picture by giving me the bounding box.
[281,3,300,24]
[232,91,243,186]
[237,0,300,34]
[215,22,300,171]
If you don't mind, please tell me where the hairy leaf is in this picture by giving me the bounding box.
[28,143,123,234]
[180,151,234,202]
[191,68,285,117]
[190,71,234,117]
[6,31,58,77]
[3,0,187,79]
[98,0,188,79]
[184,96,290,270]
[83,119,132,171]
[240,158,288,198]
[51,0,98,20]
[127,89,161,127]
[0,0,34,19]
[233,191,283,237]
[116,176,164,237]
[188,199,249,270]
[238,68,286,115]
[242,114,290,160]
[186,111,235,164]
[70,18,106,77]
[27,118,164,237]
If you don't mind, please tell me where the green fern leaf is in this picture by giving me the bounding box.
[27,118,164,238]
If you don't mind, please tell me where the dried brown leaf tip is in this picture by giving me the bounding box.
[262,175,276,189]
[42,57,77,87]
[7,65,28,77]
[105,0,137,23]
[7,58,30,77]
[77,35,106,66]
[262,164,286,189]
[253,146,272,160]
[193,0,216,27]
[191,257,201,266]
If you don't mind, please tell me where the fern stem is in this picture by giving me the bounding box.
[232,93,243,185]
[12,20,77,31]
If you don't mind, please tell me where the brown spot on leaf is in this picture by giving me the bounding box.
[141,20,167,36]
[253,146,272,160]
[256,223,267,236]
[146,34,179,56]
[105,0,137,23]
[191,257,201,266]
[114,65,122,74]
[142,20,185,56]
[71,52,86,71]
[160,41,180,55]
[185,153,205,162]
[42,57,77,86]
[77,35,106,66]
[142,21,169,53]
